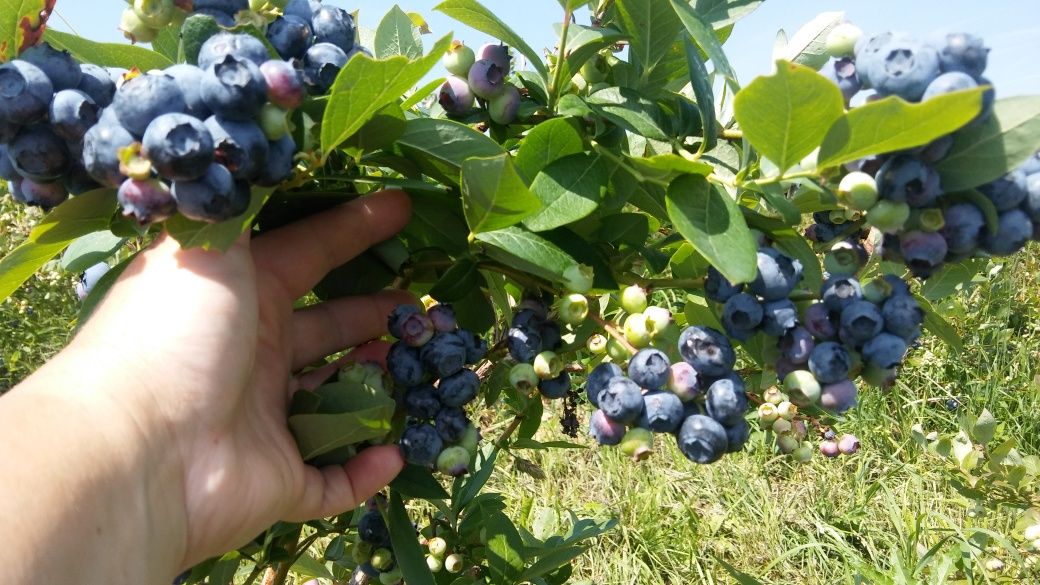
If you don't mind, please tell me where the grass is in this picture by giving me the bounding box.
[2,196,1039,583]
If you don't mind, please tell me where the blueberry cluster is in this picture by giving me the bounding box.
[119,0,194,43]
[707,245,805,342]
[353,505,403,584]
[421,536,467,576]
[265,0,369,95]
[438,41,521,125]
[506,294,574,400]
[586,325,750,465]
[0,44,115,208]
[387,304,487,477]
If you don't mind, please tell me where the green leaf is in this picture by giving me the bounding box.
[778,11,844,70]
[207,552,242,585]
[321,34,452,155]
[342,102,407,154]
[455,448,499,513]
[515,118,586,181]
[586,87,668,140]
[390,465,451,500]
[150,25,180,61]
[818,88,985,169]
[483,511,526,584]
[630,153,714,179]
[734,60,844,173]
[291,554,333,580]
[553,23,626,84]
[166,187,274,251]
[920,258,987,301]
[598,213,651,246]
[434,0,548,79]
[682,37,717,152]
[389,492,436,585]
[0,0,51,60]
[44,29,173,71]
[670,0,739,90]
[476,227,579,284]
[375,5,423,59]
[288,380,395,462]
[61,231,125,273]
[665,174,757,284]
[936,96,1040,191]
[917,295,963,353]
[520,546,587,581]
[717,559,766,585]
[525,153,609,232]
[429,258,481,302]
[462,154,543,234]
[396,117,504,185]
[615,0,682,76]
[973,409,998,445]
[693,0,764,30]
[401,76,445,110]
[0,189,117,302]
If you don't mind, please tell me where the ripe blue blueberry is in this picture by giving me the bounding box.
[808,341,852,384]
[142,113,214,182]
[163,64,212,120]
[427,304,457,332]
[780,326,815,364]
[399,423,443,467]
[171,162,248,222]
[435,406,469,443]
[0,60,54,124]
[636,390,684,433]
[760,299,798,337]
[819,379,858,413]
[75,64,117,108]
[512,307,545,329]
[586,362,623,407]
[439,368,479,407]
[931,32,988,79]
[7,125,70,182]
[267,15,313,60]
[19,43,81,91]
[749,247,803,301]
[861,333,908,369]
[312,6,356,52]
[19,178,68,209]
[303,42,348,94]
[387,341,424,387]
[198,32,270,71]
[118,178,177,224]
[358,509,391,547]
[803,302,838,340]
[599,376,645,424]
[112,73,187,137]
[678,326,736,378]
[48,89,99,143]
[979,171,1028,211]
[839,300,884,344]
[724,420,751,453]
[477,44,511,75]
[284,0,320,20]
[404,384,441,419]
[507,326,542,363]
[201,55,268,121]
[388,305,421,338]
[821,57,861,103]
[855,31,900,88]
[940,203,985,254]
[867,37,941,101]
[204,116,269,180]
[259,60,305,110]
[454,329,488,364]
[438,76,475,116]
[922,71,977,101]
[705,374,748,427]
[821,275,862,314]
[982,209,1033,256]
[722,292,763,336]
[876,155,942,207]
[589,409,626,446]
[538,372,571,399]
[628,348,671,390]
[0,146,17,179]
[420,332,467,378]
[82,117,135,187]
[900,230,948,278]
[881,294,923,342]
[705,266,743,302]
[676,414,728,464]
[0,118,18,144]
[467,59,507,100]
[257,134,296,187]
[539,320,563,351]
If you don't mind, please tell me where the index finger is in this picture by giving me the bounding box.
[252,190,412,300]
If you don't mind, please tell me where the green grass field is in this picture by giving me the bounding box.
[3,195,1039,584]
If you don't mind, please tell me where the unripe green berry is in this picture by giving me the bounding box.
[509,363,539,392]
[445,553,465,574]
[443,41,476,77]
[559,293,590,325]
[458,425,481,455]
[619,427,654,461]
[120,8,158,43]
[259,104,290,141]
[791,419,808,440]
[918,208,946,232]
[606,337,629,362]
[867,200,911,233]
[791,441,814,462]
[533,351,563,380]
[370,548,394,571]
[861,277,892,304]
[777,400,798,421]
[828,210,849,225]
[826,22,863,58]
[824,241,866,276]
[784,370,821,407]
[763,387,784,405]
[580,55,608,84]
[379,567,403,585]
[437,446,472,477]
[757,402,779,425]
[643,306,673,339]
[587,334,608,354]
[623,313,652,348]
[776,431,799,453]
[772,418,793,434]
[620,285,648,314]
[426,555,444,572]
[563,264,594,294]
[427,536,448,558]
[133,0,174,28]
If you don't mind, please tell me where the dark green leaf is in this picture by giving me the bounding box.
[396,118,504,185]
[375,5,423,59]
[166,187,274,251]
[917,295,963,353]
[936,96,1040,191]
[0,0,51,60]
[682,37,717,152]
[819,88,985,169]
[525,153,609,232]
[291,554,333,580]
[665,174,757,284]
[693,0,764,30]
[322,34,452,154]
[521,546,587,581]
[515,118,586,181]
[207,552,242,585]
[615,0,682,75]
[483,511,526,584]
[734,60,844,173]
[390,465,450,500]
[456,449,499,512]
[151,25,180,61]
[670,0,739,90]
[920,258,988,301]
[538,228,619,290]
[60,231,124,273]
[389,492,436,585]
[434,0,549,79]
[403,191,470,255]
[598,213,651,246]
[586,87,668,140]
[717,559,766,585]
[462,154,543,233]
[45,29,174,70]
[429,259,481,302]
[476,227,578,283]
[288,382,395,461]
[454,285,496,332]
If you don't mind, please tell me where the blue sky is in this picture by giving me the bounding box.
[50,0,1040,96]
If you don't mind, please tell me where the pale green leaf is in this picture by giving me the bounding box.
[936,96,1040,191]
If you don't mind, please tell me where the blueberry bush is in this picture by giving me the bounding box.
[2,0,1040,583]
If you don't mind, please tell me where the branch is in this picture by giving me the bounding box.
[590,314,637,356]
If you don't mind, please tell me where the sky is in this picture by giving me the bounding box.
[48,0,1040,97]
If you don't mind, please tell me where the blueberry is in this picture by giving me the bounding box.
[256,134,296,187]
[784,370,821,407]
[284,0,320,20]
[512,308,545,329]
[808,341,852,384]
[420,332,467,378]
[507,327,542,363]
[194,0,248,14]
[821,275,862,314]
[312,6,356,52]
[667,361,699,401]
[979,171,1028,211]
[437,445,471,477]
[117,178,176,224]
[200,55,268,121]
[538,372,571,399]
[940,203,985,254]
[627,348,671,390]
[303,42,348,94]
[1023,173,1040,222]
[1019,152,1040,176]
[916,135,955,163]
[267,15,313,60]
[404,384,441,419]
[882,294,923,342]
[676,414,728,464]
[399,423,443,467]
[0,118,18,144]
[204,116,269,180]
[705,374,748,427]
[819,379,858,413]
[477,44,510,74]
[876,155,941,207]
[164,64,212,119]
[259,60,305,110]
[467,59,506,100]
[678,326,736,378]
[0,145,17,179]
[633,391,683,433]
[19,43,81,91]
[75,64,116,108]
[141,113,214,182]
[839,300,884,344]
[724,420,751,453]
[982,209,1033,256]
[435,406,469,443]
[443,42,475,77]
[198,32,270,71]
[760,299,798,337]
[749,247,803,301]
[861,333,908,369]
[20,178,68,209]
[358,509,391,547]
[454,329,488,364]
[0,60,54,124]
[705,266,743,302]
[586,362,623,407]
[854,31,900,88]
[489,85,521,125]
[867,37,941,101]
[171,163,249,223]
[931,32,988,79]
[722,292,763,335]
[188,8,235,27]
[780,326,815,364]
[821,57,861,103]
[387,305,421,339]
[589,409,626,446]
[82,117,135,187]
[112,74,186,137]
[387,341,424,387]
[802,303,837,340]
[63,163,101,196]
[539,320,563,351]
[7,125,70,182]
[922,71,977,101]
[424,304,456,333]
[49,89,100,143]
[599,376,644,424]
[438,76,475,116]
[439,368,479,407]
[898,231,948,278]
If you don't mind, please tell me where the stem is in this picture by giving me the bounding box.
[743,169,817,189]
[476,261,555,294]
[591,314,637,356]
[720,129,743,140]
[495,413,527,449]
[268,525,304,585]
[620,275,706,291]
[548,8,574,112]
[244,564,266,585]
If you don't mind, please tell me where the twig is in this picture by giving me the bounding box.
[590,314,637,356]
[495,414,527,449]
[548,7,575,112]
